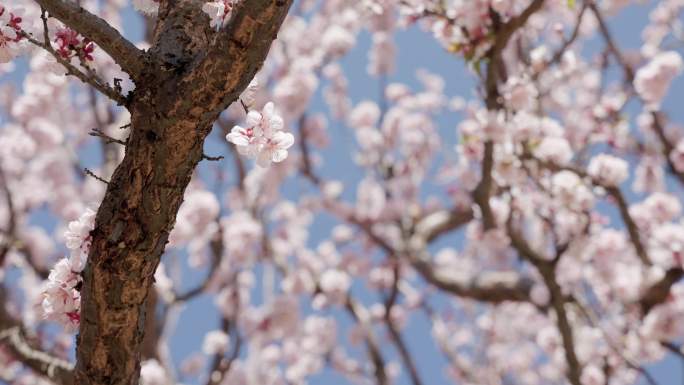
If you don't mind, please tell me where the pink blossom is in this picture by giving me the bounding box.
[226,102,294,167]
[202,330,230,355]
[502,76,537,111]
[0,12,20,63]
[356,177,386,221]
[669,139,684,173]
[534,136,573,165]
[41,258,82,332]
[256,131,295,167]
[202,0,236,30]
[140,360,168,385]
[321,25,356,57]
[348,101,381,129]
[273,67,318,119]
[634,51,683,109]
[319,269,351,303]
[170,189,219,246]
[64,208,96,272]
[587,154,629,186]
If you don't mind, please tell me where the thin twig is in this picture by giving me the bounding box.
[19,30,127,105]
[83,168,110,184]
[202,154,225,162]
[89,128,127,146]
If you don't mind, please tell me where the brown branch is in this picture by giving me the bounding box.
[298,114,321,185]
[173,227,223,303]
[639,268,684,314]
[33,0,146,78]
[140,290,160,361]
[0,168,16,267]
[380,262,424,385]
[548,3,588,66]
[20,30,127,105]
[474,0,546,230]
[411,259,535,303]
[333,205,530,303]
[590,2,684,185]
[507,212,582,385]
[605,185,651,265]
[589,2,635,81]
[0,169,50,278]
[529,157,652,266]
[89,128,127,146]
[573,299,660,385]
[384,316,423,385]
[206,318,242,385]
[202,154,225,162]
[538,264,582,385]
[662,341,684,359]
[83,168,110,184]
[87,87,121,178]
[414,207,473,243]
[345,298,388,385]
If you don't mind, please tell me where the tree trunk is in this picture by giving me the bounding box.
[73,2,293,384]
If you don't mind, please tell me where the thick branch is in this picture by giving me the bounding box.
[639,268,684,314]
[410,259,535,303]
[529,157,652,266]
[345,298,388,385]
[539,264,582,385]
[414,207,474,243]
[169,0,295,116]
[508,218,582,385]
[474,0,545,230]
[33,0,145,78]
[385,317,423,385]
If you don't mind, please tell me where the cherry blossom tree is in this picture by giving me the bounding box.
[1,1,684,385]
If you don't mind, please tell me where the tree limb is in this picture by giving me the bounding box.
[639,268,684,314]
[474,0,546,230]
[32,0,146,78]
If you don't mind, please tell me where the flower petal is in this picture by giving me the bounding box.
[273,132,295,150]
[271,149,289,163]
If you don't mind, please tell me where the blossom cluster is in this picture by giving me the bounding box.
[0,5,24,63]
[41,209,96,332]
[54,28,95,61]
[226,100,295,168]
[634,50,683,109]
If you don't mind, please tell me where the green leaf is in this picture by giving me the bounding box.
[567,0,575,8]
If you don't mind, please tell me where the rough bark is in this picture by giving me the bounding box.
[73,2,293,385]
